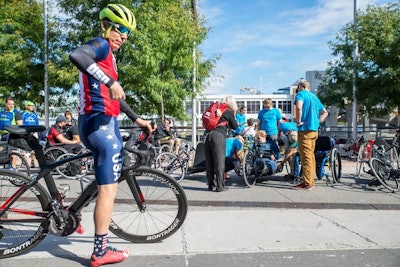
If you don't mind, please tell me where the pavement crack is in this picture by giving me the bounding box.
[180,223,189,266]
[309,210,400,260]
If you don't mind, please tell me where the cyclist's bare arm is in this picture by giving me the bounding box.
[120,99,153,135]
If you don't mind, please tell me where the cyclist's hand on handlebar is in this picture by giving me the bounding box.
[135,118,153,137]
[109,81,126,100]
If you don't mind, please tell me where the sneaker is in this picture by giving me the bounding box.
[293,183,305,189]
[90,246,129,267]
[304,185,314,190]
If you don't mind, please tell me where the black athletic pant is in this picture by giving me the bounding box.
[204,130,226,190]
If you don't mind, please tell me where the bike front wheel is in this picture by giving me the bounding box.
[242,150,257,187]
[369,157,399,193]
[109,167,188,243]
[355,143,366,177]
[0,170,50,258]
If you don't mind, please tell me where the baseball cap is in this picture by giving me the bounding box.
[56,115,68,123]
[25,101,35,106]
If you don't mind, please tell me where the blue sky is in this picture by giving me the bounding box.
[199,0,395,95]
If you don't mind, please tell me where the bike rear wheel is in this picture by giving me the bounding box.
[109,167,188,243]
[330,148,342,183]
[0,170,50,258]
[369,157,399,193]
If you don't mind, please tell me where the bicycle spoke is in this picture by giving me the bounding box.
[110,168,187,243]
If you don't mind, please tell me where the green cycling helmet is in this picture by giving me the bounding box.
[99,4,136,32]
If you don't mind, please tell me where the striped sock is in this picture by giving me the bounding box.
[93,233,108,257]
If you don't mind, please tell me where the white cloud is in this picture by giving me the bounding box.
[252,60,270,67]
[200,0,397,95]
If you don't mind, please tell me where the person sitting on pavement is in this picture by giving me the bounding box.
[277,121,298,180]
[253,130,281,177]
[47,115,82,153]
[154,118,181,154]
[224,135,244,179]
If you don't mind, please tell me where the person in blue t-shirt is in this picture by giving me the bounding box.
[0,97,22,139]
[234,106,247,136]
[294,81,328,190]
[257,98,282,144]
[21,101,39,126]
[224,135,244,177]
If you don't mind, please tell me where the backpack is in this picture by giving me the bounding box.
[202,102,228,131]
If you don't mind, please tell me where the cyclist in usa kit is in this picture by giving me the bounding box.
[69,4,152,267]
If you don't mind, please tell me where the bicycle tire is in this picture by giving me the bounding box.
[155,152,186,182]
[159,144,171,154]
[11,151,31,177]
[369,157,399,193]
[390,148,399,169]
[44,146,69,163]
[330,148,342,183]
[109,166,188,243]
[55,153,87,180]
[0,170,50,258]
[355,143,366,177]
[242,150,257,187]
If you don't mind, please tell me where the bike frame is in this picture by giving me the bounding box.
[1,127,146,231]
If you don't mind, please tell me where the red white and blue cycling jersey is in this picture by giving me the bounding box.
[70,37,123,185]
[77,37,120,117]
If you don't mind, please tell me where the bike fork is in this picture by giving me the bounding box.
[123,171,146,212]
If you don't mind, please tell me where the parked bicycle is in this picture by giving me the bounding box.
[155,142,196,182]
[354,136,375,177]
[368,135,399,192]
[0,125,188,259]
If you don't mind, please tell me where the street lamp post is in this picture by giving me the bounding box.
[352,0,358,141]
[44,0,49,127]
[191,0,198,148]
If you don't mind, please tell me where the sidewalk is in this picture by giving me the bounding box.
[2,159,400,267]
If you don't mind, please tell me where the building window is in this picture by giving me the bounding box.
[236,101,245,110]
[277,100,292,113]
[246,101,261,114]
[200,101,213,114]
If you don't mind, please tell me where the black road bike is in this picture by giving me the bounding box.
[0,125,188,259]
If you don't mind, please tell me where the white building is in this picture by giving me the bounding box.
[191,93,294,126]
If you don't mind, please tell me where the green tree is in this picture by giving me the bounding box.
[0,0,77,114]
[58,0,216,120]
[319,3,400,117]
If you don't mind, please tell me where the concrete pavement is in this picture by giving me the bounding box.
[2,159,400,267]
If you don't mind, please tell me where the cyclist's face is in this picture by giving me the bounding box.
[108,27,128,50]
[5,100,14,111]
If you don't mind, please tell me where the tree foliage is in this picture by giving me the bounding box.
[319,3,400,117]
[0,0,77,114]
[57,0,216,120]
